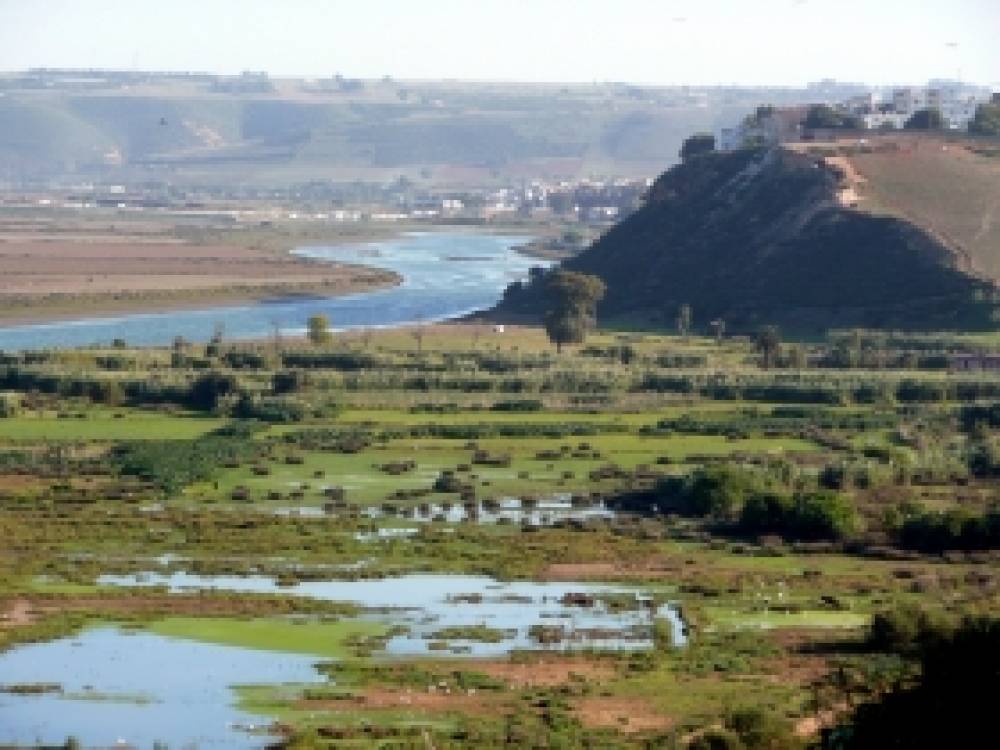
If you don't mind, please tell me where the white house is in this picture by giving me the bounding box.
[862,113,909,130]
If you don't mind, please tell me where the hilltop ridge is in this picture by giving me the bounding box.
[491,139,999,332]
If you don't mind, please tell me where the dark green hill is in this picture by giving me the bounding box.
[493,147,994,332]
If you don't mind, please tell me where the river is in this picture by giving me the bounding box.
[0,232,540,351]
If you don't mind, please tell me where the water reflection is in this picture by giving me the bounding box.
[0,627,322,748]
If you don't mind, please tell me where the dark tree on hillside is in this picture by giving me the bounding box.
[543,270,606,353]
[805,104,862,130]
[904,108,945,130]
[680,133,716,161]
[754,325,781,369]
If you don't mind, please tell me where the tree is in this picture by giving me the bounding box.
[542,270,606,353]
[754,325,781,369]
[307,314,332,346]
[968,102,1000,135]
[544,310,589,354]
[904,108,945,130]
[411,324,426,353]
[187,371,237,411]
[680,133,716,161]
[805,104,862,130]
[676,303,692,338]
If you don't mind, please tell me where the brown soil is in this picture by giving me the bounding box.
[573,696,673,734]
[467,655,616,687]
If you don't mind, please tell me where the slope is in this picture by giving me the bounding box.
[492,146,995,332]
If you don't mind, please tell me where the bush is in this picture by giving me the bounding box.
[687,466,759,518]
[490,399,543,412]
[739,490,858,541]
[867,605,953,655]
[898,508,1000,551]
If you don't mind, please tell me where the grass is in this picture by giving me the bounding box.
[145,616,389,659]
[0,408,224,441]
[704,609,869,631]
[2,322,998,746]
[185,427,815,506]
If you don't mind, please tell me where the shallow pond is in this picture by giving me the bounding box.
[97,573,686,657]
[0,627,323,748]
[275,495,617,527]
[0,232,540,349]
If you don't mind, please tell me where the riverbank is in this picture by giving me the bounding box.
[0,231,541,349]
[0,216,551,328]
[0,222,402,325]
[0,268,400,326]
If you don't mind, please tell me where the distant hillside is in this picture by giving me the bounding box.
[0,77,847,186]
[491,144,997,332]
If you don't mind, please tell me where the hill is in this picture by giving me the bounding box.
[0,75,850,186]
[491,142,998,332]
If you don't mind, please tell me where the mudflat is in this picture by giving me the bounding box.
[0,230,398,323]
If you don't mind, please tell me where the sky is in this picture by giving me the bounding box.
[1,0,998,88]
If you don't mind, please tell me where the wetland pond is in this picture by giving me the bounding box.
[0,232,540,349]
[1,577,683,746]
[97,573,687,656]
[275,495,618,527]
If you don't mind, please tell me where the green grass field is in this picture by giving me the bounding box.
[146,616,388,658]
[0,408,224,441]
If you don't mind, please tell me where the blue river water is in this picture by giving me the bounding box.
[0,232,540,351]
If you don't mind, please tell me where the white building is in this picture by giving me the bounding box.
[863,113,909,130]
[888,86,982,130]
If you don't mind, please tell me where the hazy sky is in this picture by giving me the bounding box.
[1,0,998,87]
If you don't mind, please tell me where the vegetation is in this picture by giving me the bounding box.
[0,324,997,747]
[307,315,334,346]
[828,614,1000,749]
[968,100,1000,135]
[680,133,717,160]
[805,104,862,130]
[542,270,607,352]
[904,108,945,130]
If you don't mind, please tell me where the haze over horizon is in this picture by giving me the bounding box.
[1,0,998,88]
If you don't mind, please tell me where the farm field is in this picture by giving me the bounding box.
[0,323,997,748]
